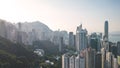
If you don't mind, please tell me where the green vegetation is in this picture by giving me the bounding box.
[38,55,62,68]
[33,40,62,68]
[0,37,39,68]
[33,40,60,55]
[66,45,76,52]
[0,37,62,68]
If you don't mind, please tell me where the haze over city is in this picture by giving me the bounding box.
[0,0,120,33]
[1,0,120,68]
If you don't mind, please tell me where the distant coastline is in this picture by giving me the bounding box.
[109,34,120,43]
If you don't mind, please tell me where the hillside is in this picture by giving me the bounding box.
[15,21,69,45]
[16,21,52,33]
[15,21,53,41]
[0,36,39,68]
[33,40,59,55]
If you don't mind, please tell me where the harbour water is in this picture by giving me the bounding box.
[109,34,120,43]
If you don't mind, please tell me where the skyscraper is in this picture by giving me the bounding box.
[85,48,96,68]
[104,20,109,41]
[79,50,85,68]
[76,24,88,52]
[103,21,109,52]
[95,52,102,68]
[117,42,120,67]
[62,54,69,68]
[117,42,120,56]
[89,32,102,52]
[59,37,64,53]
[69,56,75,68]
[75,55,79,68]
[106,52,112,68]
[112,56,118,68]
[101,48,106,68]
[69,32,75,48]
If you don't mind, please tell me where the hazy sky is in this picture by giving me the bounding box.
[0,0,120,33]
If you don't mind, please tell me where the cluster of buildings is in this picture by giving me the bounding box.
[0,19,70,55]
[1,19,120,68]
[62,21,120,68]
[0,19,69,47]
[0,20,39,45]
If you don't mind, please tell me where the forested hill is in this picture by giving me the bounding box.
[0,36,39,68]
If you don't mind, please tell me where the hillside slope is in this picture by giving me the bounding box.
[0,37,39,68]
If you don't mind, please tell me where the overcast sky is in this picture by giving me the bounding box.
[0,0,120,33]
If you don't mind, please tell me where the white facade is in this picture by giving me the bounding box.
[106,52,112,68]
[75,55,79,68]
[62,54,69,68]
[101,48,105,68]
[79,57,85,68]
[113,58,118,68]
[69,56,75,68]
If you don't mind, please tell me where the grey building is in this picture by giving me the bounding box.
[117,42,120,56]
[69,32,75,48]
[76,24,88,52]
[95,52,102,68]
[104,20,109,41]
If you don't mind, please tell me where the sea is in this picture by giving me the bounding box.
[109,34,120,43]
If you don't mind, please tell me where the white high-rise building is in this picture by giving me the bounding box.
[112,57,118,68]
[62,54,69,68]
[85,48,96,68]
[79,51,85,68]
[76,24,88,52]
[101,48,106,68]
[69,56,75,68]
[106,52,112,68]
[75,55,79,68]
[79,57,85,68]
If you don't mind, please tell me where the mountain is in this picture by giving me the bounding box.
[15,21,69,45]
[0,19,18,43]
[15,21,53,41]
[0,36,39,68]
[16,21,52,33]
[0,19,69,45]
[33,40,59,55]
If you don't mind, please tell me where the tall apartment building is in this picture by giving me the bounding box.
[76,24,87,52]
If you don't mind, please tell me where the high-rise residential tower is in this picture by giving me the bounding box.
[62,54,69,68]
[95,52,102,68]
[117,42,120,56]
[69,32,75,48]
[89,32,102,52]
[59,37,64,53]
[76,24,88,52]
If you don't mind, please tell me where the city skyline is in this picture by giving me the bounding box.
[62,16,120,68]
[0,0,120,33]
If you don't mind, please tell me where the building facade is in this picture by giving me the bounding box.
[76,24,87,52]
